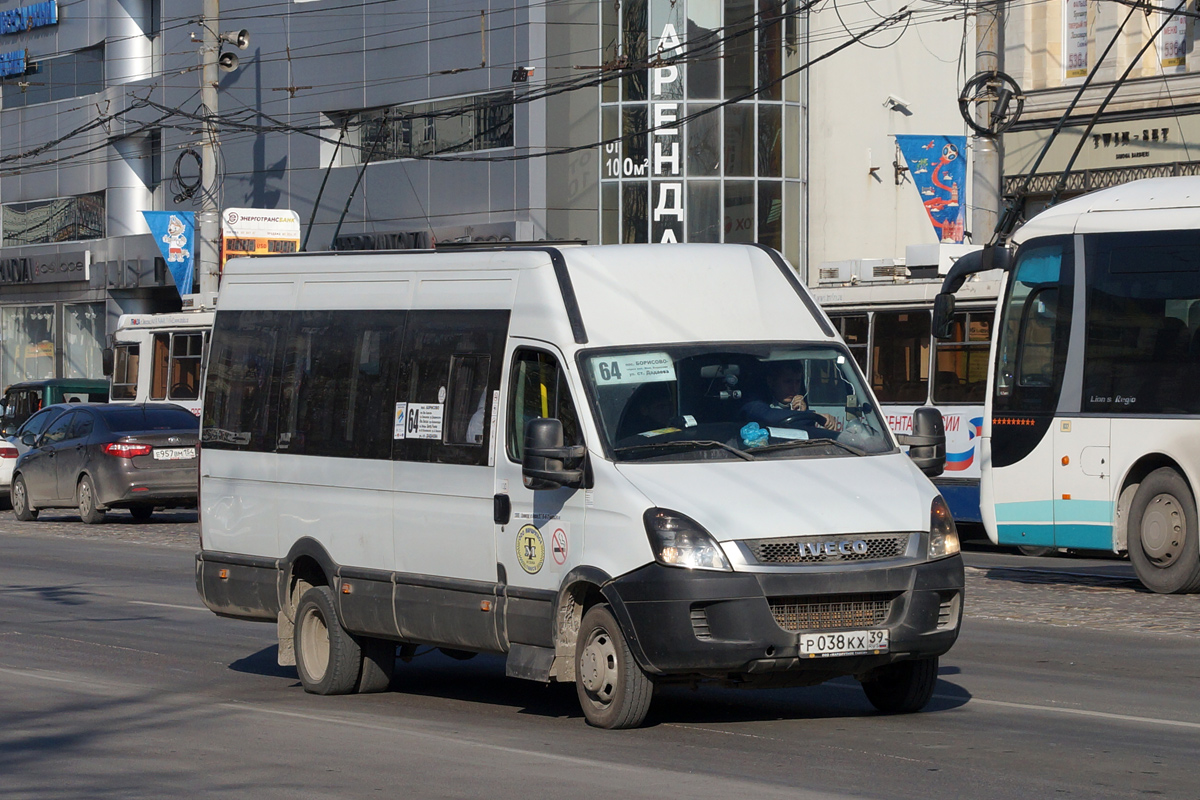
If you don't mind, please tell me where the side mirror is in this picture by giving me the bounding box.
[101,347,114,377]
[21,432,37,447]
[932,293,956,340]
[522,418,586,490]
[895,407,946,477]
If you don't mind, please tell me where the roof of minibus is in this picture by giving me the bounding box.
[218,244,835,350]
[1013,176,1200,243]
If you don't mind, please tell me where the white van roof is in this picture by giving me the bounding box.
[1014,176,1200,243]
[217,244,835,351]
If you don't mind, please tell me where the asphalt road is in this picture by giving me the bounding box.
[2,512,1199,799]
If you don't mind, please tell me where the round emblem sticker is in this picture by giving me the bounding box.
[516,524,545,574]
[438,386,447,403]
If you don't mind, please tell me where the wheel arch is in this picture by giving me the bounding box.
[1115,453,1196,553]
[552,565,657,679]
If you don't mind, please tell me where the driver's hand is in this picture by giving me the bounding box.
[819,413,836,428]
[787,395,808,411]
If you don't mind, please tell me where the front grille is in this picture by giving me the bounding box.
[770,594,893,632]
[747,533,912,565]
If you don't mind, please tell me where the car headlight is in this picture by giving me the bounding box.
[928,495,960,560]
[643,508,732,572]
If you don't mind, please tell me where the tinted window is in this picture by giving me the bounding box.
[994,238,1074,414]
[18,407,62,437]
[41,411,75,444]
[277,310,405,459]
[203,311,284,452]
[933,311,991,404]
[67,411,95,440]
[1082,230,1200,415]
[397,310,508,466]
[102,407,198,432]
[872,311,931,403]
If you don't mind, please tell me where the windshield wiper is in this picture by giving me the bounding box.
[613,439,757,461]
[754,438,868,457]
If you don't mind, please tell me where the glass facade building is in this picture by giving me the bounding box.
[599,0,803,267]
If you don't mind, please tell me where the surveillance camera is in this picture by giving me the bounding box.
[883,94,911,111]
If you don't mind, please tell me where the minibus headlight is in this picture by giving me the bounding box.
[643,508,732,572]
[928,495,960,560]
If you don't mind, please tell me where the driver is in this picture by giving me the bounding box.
[742,361,836,429]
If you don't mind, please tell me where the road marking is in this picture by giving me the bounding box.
[953,696,1200,730]
[129,600,209,612]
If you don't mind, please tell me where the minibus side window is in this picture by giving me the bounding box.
[507,349,582,462]
[396,310,509,466]
[202,310,285,453]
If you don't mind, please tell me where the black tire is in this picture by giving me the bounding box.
[129,505,154,522]
[1017,545,1056,557]
[862,656,939,714]
[11,474,37,521]
[356,637,396,694]
[77,475,106,525]
[1128,468,1200,594]
[294,585,362,695]
[575,604,653,729]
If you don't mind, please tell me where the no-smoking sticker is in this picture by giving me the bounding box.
[551,527,568,565]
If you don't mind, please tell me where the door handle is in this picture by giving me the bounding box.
[493,494,511,525]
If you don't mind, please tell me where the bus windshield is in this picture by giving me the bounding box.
[581,343,895,462]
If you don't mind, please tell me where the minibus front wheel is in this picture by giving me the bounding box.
[860,656,939,714]
[575,605,653,729]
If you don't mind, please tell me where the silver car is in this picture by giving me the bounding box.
[11,403,199,523]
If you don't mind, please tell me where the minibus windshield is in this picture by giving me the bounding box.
[581,343,895,462]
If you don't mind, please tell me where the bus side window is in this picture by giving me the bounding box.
[507,349,582,463]
[169,334,204,400]
[150,333,170,400]
[111,345,139,400]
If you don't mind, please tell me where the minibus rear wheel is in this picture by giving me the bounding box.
[861,656,939,714]
[1128,468,1200,594]
[295,585,362,695]
[575,604,653,729]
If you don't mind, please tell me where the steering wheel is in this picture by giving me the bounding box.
[778,410,826,427]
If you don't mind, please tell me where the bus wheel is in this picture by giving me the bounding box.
[861,656,939,714]
[1128,468,1200,594]
[1017,545,1056,557]
[356,638,396,694]
[295,586,362,695]
[575,605,653,729]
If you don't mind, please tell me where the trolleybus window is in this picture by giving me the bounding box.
[871,311,930,403]
[111,344,139,400]
[832,314,868,372]
[933,312,990,403]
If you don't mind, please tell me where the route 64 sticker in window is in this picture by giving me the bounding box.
[516,524,545,574]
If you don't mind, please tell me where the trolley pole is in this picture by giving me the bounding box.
[198,0,221,297]
[971,0,1002,242]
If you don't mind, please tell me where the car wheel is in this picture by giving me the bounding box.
[77,475,106,524]
[575,604,654,729]
[1128,468,1200,594]
[11,474,37,521]
[861,656,939,714]
[129,505,154,522]
[294,585,362,695]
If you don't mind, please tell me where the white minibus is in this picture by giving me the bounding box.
[196,243,964,728]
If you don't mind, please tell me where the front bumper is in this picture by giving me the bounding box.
[604,555,964,679]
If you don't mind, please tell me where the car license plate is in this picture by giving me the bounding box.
[799,629,889,658]
[153,447,195,461]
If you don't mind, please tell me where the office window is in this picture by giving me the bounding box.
[2,193,105,246]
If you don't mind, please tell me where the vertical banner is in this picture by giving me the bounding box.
[894,135,967,244]
[1064,0,1089,79]
[650,19,684,244]
[1160,4,1187,69]
[141,211,195,296]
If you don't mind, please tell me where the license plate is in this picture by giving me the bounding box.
[153,447,196,461]
[799,629,889,658]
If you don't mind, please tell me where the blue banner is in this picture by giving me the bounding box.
[894,135,967,243]
[141,211,195,296]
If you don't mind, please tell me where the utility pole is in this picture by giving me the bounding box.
[971,0,1002,242]
[198,0,221,298]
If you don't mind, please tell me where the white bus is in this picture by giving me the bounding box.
[813,271,1000,524]
[105,310,214,416]
[196,244,964,728]
[936,176,1200,593]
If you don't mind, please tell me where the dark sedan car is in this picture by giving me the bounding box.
[11,403,199,523]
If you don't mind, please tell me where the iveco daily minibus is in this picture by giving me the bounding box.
[196,244,963,728]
